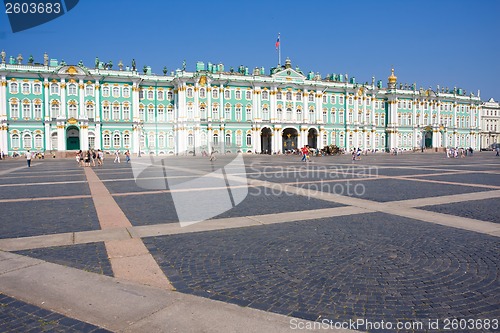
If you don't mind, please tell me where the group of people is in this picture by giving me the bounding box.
[446,147,474,158]
[76,149,104,167]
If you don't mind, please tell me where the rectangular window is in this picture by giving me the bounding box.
[113,105,120,120]
[103,105,110,120]
[34,104,42,118]
[122,105,130,120]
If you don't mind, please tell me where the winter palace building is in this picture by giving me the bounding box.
[0,52,485,157]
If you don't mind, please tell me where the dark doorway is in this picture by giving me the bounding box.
[66,126,80,150]
[308,128,318,148]
[261,127,272,154]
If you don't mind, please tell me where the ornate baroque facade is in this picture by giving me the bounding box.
[0,53,484,156]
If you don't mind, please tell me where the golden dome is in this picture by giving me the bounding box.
[388,68,397,84]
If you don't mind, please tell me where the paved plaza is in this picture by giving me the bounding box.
[0,152,499,332]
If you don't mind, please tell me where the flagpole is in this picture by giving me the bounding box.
[278,33,281,67]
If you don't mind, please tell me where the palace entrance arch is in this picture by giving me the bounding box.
[308,128,318,148]
[66,126,80,150]
[261,127,272,154]
[282,127,298,152]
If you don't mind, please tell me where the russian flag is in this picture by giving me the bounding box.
[275,34,280,50]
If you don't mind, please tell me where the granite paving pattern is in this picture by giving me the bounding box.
[0,293,111,332]
[15,242,113,277]
[143,212,500,331]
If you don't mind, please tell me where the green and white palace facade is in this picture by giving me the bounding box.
[0,54,483,156]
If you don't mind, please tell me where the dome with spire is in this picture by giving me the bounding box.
[388,68,397,84]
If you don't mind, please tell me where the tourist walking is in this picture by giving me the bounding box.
[97,149,104,166]
[125,150,131,163]
[209,150,217,161]
[26,149,32,167]
[496,146,499,156]
[114,150,121,163]
[301,145,309,162]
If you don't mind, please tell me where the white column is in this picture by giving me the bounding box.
[95,80,101,122]
[57,123,65,151]
[270,88,277,122]
[315,90,321,123]
[0,78,8,154]
[79,80,85,119]
[302,89,308,122]
[95,123,102,150]
[59,79,66,119]
[206,84,211,122]
[80,123,89,150]
[254,126,260,153]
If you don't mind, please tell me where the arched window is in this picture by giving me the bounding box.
[33,83,41,94]
[112,86,120,97]
[225,133,231,145]
[224,89,230,99]
[213,133,219,145]
[199,88,206,98]
[262,107,269,121]
[51,133,58,150]
[157,90,164,100]
[123,87,130,98]
[212,89,218,99]
[35,134,42,148]
[12,134,20,149]
[22,83,30,94]
[246,91,252,100]
[88,132,95,149]
[246,133,252,146]
[187,88,193,98]
[286,108,292,121]
[50,83,59,94]
[158,134,165,147]
[10,82,18,94]
[113,133,121,147]
[86,85,94,96]
[102,86,110,97]
[103,133,110,147]
[262,90,268,99]
[147,90,154,100]
[123,133,130,147]
[23,133,32,149]
[235,90,241,99]
[286,92,292,101]
[168,135,174,147]
[167,91,173,100]
[187,134,194,146]
[148,134,155,148]
[68,84,77,95]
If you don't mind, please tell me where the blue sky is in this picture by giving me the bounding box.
[1,0,499,101]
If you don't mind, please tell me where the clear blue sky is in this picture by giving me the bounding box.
[1,0,499,101]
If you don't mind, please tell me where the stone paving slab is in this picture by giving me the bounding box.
[0,174,86,185]
[0,183,91,200]
[143,212,500,330]
[0,198,100,239]
[419,198,500,224]
[301,178,491,202]
[0,293,111,333]
[14,242,113,277]
[411,173,500,187]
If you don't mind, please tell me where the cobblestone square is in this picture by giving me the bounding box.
[0,153,499,332]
